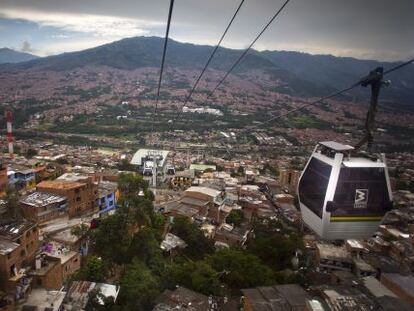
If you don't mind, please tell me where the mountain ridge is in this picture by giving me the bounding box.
[0,36,413,106]
[0,48,39,64]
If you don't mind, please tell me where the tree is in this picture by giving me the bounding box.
[76,256,106,282]
[171,217,214,259]
[168,260,222,296]
[226,210,244,227]
[117,159,136,172]
[118,259,161,311]
[91,211,131,265]
[128,227,162,267]
[118,173,148,199]
[71,223,90,239]
[207,248,274,289]
[247,220,304,271]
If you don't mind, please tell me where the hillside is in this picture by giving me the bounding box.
[0,48,39,64]
[1,37,412,106]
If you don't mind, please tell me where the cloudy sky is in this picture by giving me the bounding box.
[0,0,413,61]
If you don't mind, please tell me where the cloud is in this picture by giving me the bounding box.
[0,8,162,38]
[40,38,116,56]
[21,40,35,53]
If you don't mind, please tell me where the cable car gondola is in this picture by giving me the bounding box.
[298,66,394,240]
[298,141,393,240]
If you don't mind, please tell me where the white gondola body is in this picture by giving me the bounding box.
[298,141,393,240]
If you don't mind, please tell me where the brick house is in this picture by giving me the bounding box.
[37,174,97,218]
[0,221,38,300]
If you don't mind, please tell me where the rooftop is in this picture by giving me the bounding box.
[160,233,187,252]
[20,191,66,208]
[37,180,85,190]
[154,287,209,311]
[0,220,37,240]
[362,276,397,298]
[64,281,119,308]
[57,173,90,182]
[21,288,66,311]
[130,149,169,167]
[185,186,221,198]
[0,238,19,255]
[317,243,352,262]
[42,241,79,264]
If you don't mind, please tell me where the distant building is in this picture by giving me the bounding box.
[63,281,120,310]
[130,149,169,175]
[0,162,8,194]
[279,169,301,194]
[20,191,68,224]
[315,243,353,272]
[37,173,97,218]
[7,168,36,191]
[20,288,66,311]
[0,221,38,302]
[96,181,118,216]
[30,241,81,290]
[241,284,311,311]
[153,287,211,311]
[214,223,250,247]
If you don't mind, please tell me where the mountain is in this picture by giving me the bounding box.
[0,48,39,64]
[1,37,413,106]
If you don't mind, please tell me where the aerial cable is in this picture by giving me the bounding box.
[151,0,175,133]
[169,0,246,128]
[258,56,414,125]
[206,0,291,100]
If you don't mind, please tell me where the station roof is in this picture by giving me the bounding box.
[130,149,169,167]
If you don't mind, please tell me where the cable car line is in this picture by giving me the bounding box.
[383,57,414,75]
[257,56,414,126]
[169,0,291,130]
[151,0,175,132]
[206,0,291,100]
[170,0,246,128]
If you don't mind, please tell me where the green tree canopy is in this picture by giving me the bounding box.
[225,209,244,227]
[168,260,222,296]
[207,248,274,289]
[118,259,161,311]
[75,256,106,282]
[171,217,214,259]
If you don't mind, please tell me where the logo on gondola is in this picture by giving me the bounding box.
[354,189,368,209]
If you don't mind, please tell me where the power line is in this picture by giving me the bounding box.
[206,0,291,100]
[170,0,246,128]
[152,0,175,132]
